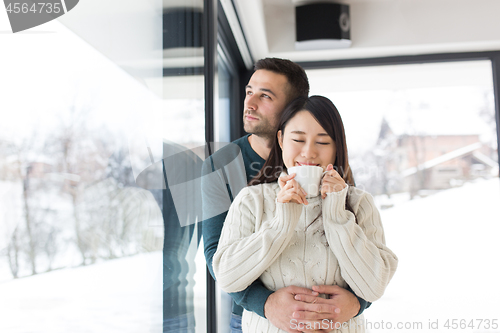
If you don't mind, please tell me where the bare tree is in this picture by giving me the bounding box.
[10,136,42,276]
[46,103,112,265]
[0,130,62,278]
[407,135,427,199]
[1,98,161,280]
[6,228,21,278]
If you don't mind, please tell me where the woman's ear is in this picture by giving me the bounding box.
[277,130,283,149]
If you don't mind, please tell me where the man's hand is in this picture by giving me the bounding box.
[293,285,360,331]
[264,286,327,333]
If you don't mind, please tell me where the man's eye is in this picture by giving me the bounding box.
[262,94,271,99]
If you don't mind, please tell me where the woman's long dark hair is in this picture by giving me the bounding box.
[249,95,357,220]
[250,95,355,186]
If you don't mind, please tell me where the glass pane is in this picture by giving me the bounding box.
[0,1,207,333]
[0,9,164,332]
[307,61,499,331]
[160,2,206,333]
[156,72,206,333]
[217,57,232,144]
[215,53,233,333]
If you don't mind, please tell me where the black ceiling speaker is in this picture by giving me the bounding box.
[295,2,351,50]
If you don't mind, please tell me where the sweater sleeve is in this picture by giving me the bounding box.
[202,210,273,317]
[213,186,303,293]
[322,186,398,302]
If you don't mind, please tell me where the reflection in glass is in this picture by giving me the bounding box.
[1,1,207,332]
[217,57,232,144]
[161,1,206,333]
[156,74,206,333]
[0,15,164,332]
[216,54,233,333]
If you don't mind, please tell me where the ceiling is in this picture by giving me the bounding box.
[57,0,500,77]
[232,0,500,64]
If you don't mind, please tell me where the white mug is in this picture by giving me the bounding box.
[287,165,324,198]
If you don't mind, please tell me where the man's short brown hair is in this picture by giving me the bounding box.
[254,58,309,103]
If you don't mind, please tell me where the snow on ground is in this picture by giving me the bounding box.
[0,252,163,333]
[364,178,500,332]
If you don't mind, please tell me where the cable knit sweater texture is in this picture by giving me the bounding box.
[213,182,398,333]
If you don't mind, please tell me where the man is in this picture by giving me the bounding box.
[202,58,370,333]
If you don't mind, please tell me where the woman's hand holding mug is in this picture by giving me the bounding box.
[321,164,347,199]
[278,173,308,205]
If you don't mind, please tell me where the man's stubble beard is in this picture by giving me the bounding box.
[243,115,276,142]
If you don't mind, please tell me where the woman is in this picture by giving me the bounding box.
[213,96,398,333]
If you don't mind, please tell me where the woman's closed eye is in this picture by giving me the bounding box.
[292,139,330,145]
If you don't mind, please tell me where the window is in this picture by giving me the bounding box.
[1,1,210,332]
[0,11,165,332]
[307,60,500,328]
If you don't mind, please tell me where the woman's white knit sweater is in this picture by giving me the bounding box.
[213,182,398,333]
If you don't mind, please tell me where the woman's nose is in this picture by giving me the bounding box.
[302,142,317,158]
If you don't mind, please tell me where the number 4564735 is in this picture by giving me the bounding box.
[6,2,62,14]
[444,319,498,330]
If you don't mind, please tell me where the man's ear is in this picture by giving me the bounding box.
[277,130,283,149]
